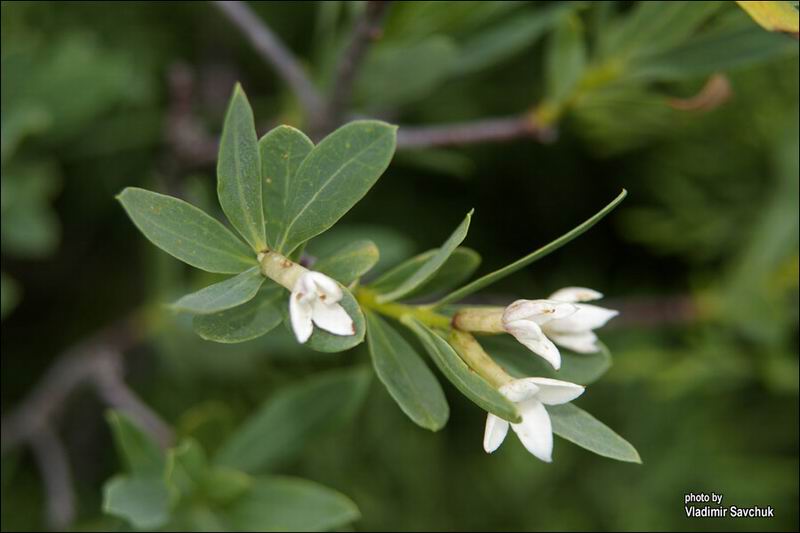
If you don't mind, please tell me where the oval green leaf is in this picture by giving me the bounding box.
[313,239,380,285]
[217,84,266,251]
[171,267,264,315]
[370,247,480,298]
[103,475,171,531]
[260,125,314,250]
[117,187,256,274]
[275,120,397,253]
[376,210,473,303]
[215,367,371,472]
[193,284,284,343]
[547,403,641,463]
[365,312,449,431]
[225,476,360,532]
[402,318,521,423]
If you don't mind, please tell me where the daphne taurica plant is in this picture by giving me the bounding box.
[119,84,638,465]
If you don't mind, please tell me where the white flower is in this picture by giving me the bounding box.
[501,287,617,369]
[484,377,584,462]
[289,271,354,343]
[542,287,618,354]
[502,299,577,370]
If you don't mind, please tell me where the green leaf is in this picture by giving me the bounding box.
[117,187,256,274]
[365,312,449,430]
[171,267,264,314]
[1,272,21,320]
[165,438,208,497]
[217,83,266,251]
[225,476,359,532]
[103,475,172,531]
[275,120,397,253]
[282,284,367,353]
[453,4,572,75]
[371,247,480,299]
[106,410,164,477]
[313,239,380,285]
[402,318,521,423]
[193,284,284,343]
[486,337,613,385]
[357,37,458,107]
[548,403,641,463]
[376,210,473,302]
[215,367,371,472]
[545,13,586,103]
[305,224,415,277]
[631,23,797,81]
[260,125,314,250]
[434,190,627,307]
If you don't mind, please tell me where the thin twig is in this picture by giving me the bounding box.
[29,428,75,531]
[328,1,392,126]
[212,0,325,120]
[396,114,557,149]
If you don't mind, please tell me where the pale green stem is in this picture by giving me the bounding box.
[451,307,505,333]
[449,329,513,388]
[258,250,307,290]
[356,287,451,329]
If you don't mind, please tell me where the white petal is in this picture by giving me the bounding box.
[483,414,510,453]
[311,300,355,336]
[503,299,576,325]
[545,304,618,334]
[305,271,343,303]
[549,287,603,303]
[505,320,562,370]
[524,377,585,405]
[548,330,599,353]
[289,291,314,343]
[510,400,553,462]
[499,379,540,403]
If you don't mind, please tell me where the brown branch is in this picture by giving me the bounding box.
[396,114,557,149]
[212,0,325,120]
[327,1,393,126]
[29,428,75,531]
[1,314,173,453]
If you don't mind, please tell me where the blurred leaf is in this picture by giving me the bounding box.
[486,337,612,385]
[0,273,21,319]
[453,3,571,75]
[225,476,359,532]
[217,84,265,252]
[118,187,256,274]
[434,190,627,306]
[547,403,641,463]
[600,1,723,60]
[545,13,586,103]
[376,210,473,302]
[737,1,799,34]
[193,284,284,343]
[106,411,164,477]
[357,37,457,107]
[314,239,380,285]
[282,284,366,352]
[215,366,371,472]
[260,125,314,250]
[103,475,171,531]
[167,438,253,504]
[631,22,797,81]
[274,121,397,253]
[403,318,521,423]
[1,163,60,258]
[365,312,449,431]
[170,267,265,314]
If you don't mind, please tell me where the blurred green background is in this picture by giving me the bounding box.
[1,1,798,531]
